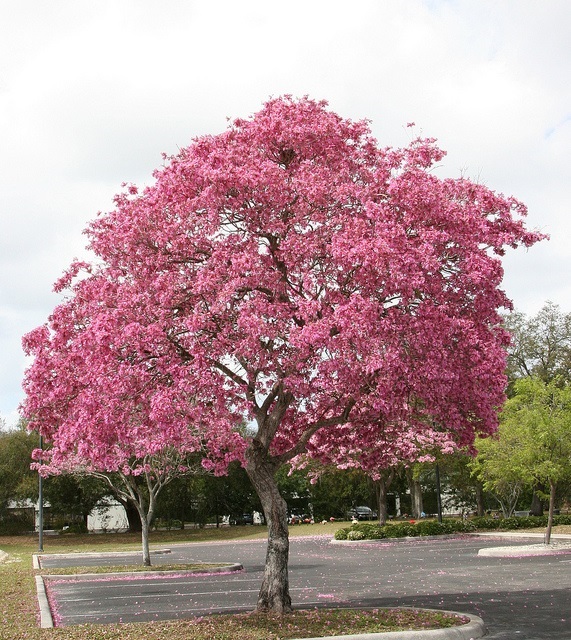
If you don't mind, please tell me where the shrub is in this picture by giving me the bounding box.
[350,523,386,539]
[0,513,33,535]
[347,530,365,540]
[470,516,502,530]
[389,522,417,537]
[334,528,349,540]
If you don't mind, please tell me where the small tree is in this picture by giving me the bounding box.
[0,423,38,531]
[501,377,571,542]
[21,274,211,565]
[23,97,543,611]
[470,431,527,517]
[504,302,571,514]
[505,302,571,386]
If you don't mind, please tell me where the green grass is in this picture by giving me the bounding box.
[0,524,468,639]
[40,563,228,575]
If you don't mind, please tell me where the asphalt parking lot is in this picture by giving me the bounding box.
[38,534,571,639]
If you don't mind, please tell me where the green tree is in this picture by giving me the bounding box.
[505,302,571,386]
[434,451,489,516]
[504,302,571,514]
[501,377,571,542]
[42,474,112,532]
[472,378,571,541]
[470,429,528,518]
[0,423,38,533]
[308,467,376,521]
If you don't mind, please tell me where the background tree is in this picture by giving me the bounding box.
[505,302,571,387]
[0,423,38,533]
[22,97,543,613]
[404,465,424,519]
[305,467,377,521]
[470,430,527,518]
[500,377,571,542]
[504,302,571,514]
[436,450,488,516]
[42,475,114,532]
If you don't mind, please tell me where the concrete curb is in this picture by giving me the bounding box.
[35,575,53,628]
[40,562,243,581]
[296,610,486,640]
[478,543,571,557]
[33,548,172,569]
[471,531,571,540]
[330,534,461,546]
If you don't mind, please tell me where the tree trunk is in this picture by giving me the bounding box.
[545,481,556,545]
[112,493,142,532]
[245,443,292,613]
[140,514,151,566]
[377,469,394,526]
[475,482,485,517]
[125,500,143,532]
[130,480,156,567]
[530,488,544,517]
[405,468,423,519]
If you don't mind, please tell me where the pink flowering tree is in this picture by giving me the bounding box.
[21,271,223,565]
[22,97,543,611]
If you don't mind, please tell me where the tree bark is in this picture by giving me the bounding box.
[377,469,394,526]
[405,468,423,519]
[140,513,151,566]
[245,441,292,613]
[475,482,485,517]
[530,487,544,517]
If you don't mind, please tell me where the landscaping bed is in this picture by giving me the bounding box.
[333,514,571,541]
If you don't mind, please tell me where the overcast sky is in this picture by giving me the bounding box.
[1,1,570,427]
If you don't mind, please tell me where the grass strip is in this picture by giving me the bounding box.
[39,563,229,575]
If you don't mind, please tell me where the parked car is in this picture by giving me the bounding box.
[230,513,254,525]
[347,506,377,521]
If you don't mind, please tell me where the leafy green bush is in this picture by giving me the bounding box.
[347,529,365,540]
[388,522,417,537]
[470,516,502,530]
[0,513,33,535]
[413,519,471,536]
[334,527,349,540]
[350,523,387,539]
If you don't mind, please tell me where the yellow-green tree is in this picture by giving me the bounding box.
[472,377,571,543]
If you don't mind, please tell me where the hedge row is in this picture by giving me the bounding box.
[333,514,571,541]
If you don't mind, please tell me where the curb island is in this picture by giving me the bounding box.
[296,610,486,640]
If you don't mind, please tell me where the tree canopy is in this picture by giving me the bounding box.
[22,96,543,611]
[472,376,571,540]
[504,302,571,385]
